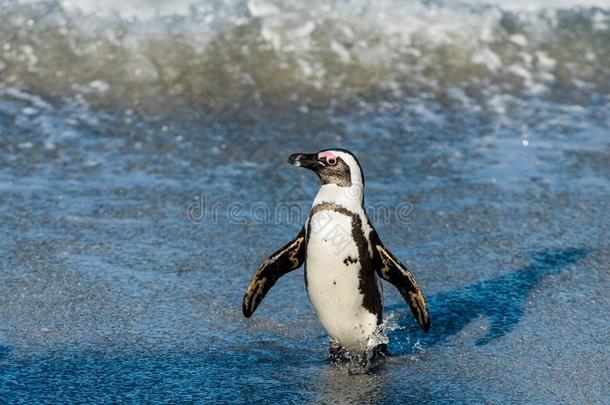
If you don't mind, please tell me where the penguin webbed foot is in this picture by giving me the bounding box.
[329,342,351,364]
[329,342,388,373]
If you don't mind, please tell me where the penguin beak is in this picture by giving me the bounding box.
[287,153,323,169]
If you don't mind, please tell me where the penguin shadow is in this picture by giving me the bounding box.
[387,247,589,354]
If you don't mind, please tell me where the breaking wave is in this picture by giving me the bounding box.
[1,0,609,118]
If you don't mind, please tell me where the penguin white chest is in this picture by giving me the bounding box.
[305,210,379,352]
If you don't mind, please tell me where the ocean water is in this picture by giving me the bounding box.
[0,0,609,402]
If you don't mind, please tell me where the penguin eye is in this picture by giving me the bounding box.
[327,157,337,166]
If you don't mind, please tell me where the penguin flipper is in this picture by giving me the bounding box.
[372,234,431,331]
[242,228,306,318]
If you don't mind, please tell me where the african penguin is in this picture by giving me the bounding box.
[243,148,430,359]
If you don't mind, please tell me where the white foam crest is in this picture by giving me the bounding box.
[4,0,608,114]
[468,0,610,11]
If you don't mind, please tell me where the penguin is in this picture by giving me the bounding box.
[242,148,430,360]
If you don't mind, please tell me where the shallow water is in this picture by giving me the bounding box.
[1,0,610,403]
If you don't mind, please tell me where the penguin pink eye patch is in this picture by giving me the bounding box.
[318,151,337,166]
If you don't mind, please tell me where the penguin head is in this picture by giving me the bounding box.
[287,148,364,189]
